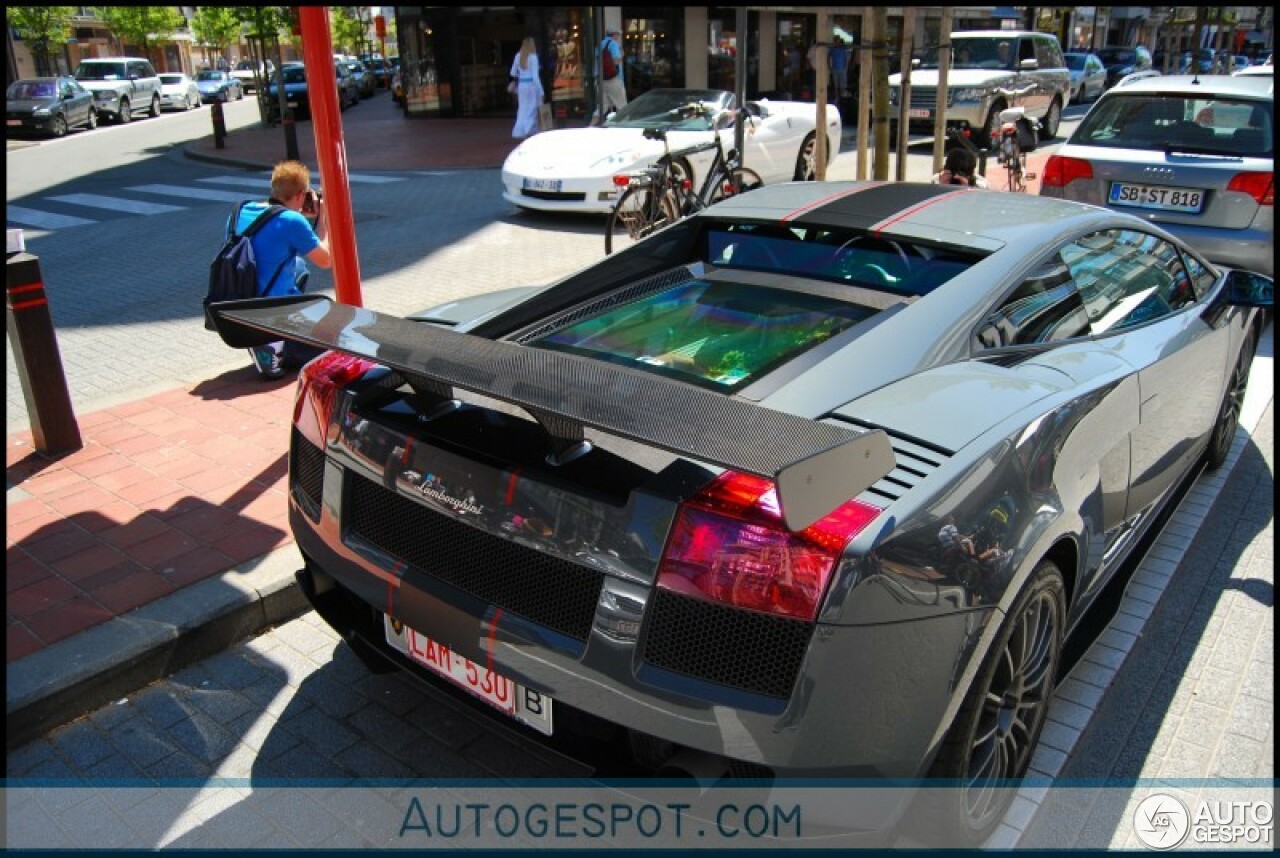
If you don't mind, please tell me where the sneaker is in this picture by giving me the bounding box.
[249,344,285,380]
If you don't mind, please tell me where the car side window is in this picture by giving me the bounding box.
[1179,250,1218,300]
[974,260,1090,349]
[1059,229,1196,335]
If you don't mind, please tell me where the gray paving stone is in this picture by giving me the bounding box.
[1208,734,1267,779]
[167,710,240,766]
[348,703,417,756]
[133,686,193,730]
[49,721,115,772]
[293,671,369,719]
[145,749,214,782]
[256,742,353,780]
[334,742,416,779]
[185,687,259,725]
[84,753,147,779]
[5,738,56,776]
[279,705,361,754]
[106,719,182,770]
[88,699,138,733]
[201,648,277,690]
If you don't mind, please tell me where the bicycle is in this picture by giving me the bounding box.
[605,103,764,255]
[989,85,1040,193]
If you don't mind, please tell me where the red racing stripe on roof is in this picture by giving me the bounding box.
[781,181,887,222]
[869,186,968,234]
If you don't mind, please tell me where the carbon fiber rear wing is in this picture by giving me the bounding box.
[214,297,896,531]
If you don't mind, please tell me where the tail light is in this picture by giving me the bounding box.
[297,351,379,445]
[1227,171,1274,205]
[656,471,881,622]
[613,174,633,188]
[1041,154,1094,188]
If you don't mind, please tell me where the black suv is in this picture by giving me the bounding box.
[1096,45,1152,88]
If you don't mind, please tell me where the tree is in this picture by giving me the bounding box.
[330,7,365,55]
[96,6,184,55]
[7,6,76,76]
[191,6,243,67]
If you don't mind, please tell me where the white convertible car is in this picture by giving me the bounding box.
[501,88,842,214]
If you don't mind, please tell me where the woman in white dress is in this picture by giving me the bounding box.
[511,37,544,139]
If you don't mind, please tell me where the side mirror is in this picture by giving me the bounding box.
[1019,58,1039,71]
[1223,270,1274,308]
[912,57,921,69]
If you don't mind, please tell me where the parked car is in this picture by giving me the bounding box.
[1095,45,1153,88]
[1232,55,1253,74]
[334,61,360,108]
[157,72,201,111]
[230,59,270,94]
[345,59,376,99]
[1178,48,1216,74]
[265,62,310,121]
[73,56,161,124]
[208,180,1270,846]
[1064,52,1107,102]
[1040,75,1273,277]
[363,55,391,88]
[501,87,840,214]
[1113,68,1162,87]
[5,76,97,136]
[888,30,1071,141]
[195,69,243,103]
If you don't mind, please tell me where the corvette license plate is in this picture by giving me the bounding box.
[6,119,21,127]
[908,108,931,119]
[384,615,553,735]
[523,178,562,192]
[1108,182,1204,213]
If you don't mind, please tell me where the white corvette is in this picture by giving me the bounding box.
[501,88,842,214]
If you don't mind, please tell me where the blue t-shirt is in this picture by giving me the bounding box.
[229,201,320,297]
[601,36,624,84]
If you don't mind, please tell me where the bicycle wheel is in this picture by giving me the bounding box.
[707,167,765,205]
[605,184,681,255]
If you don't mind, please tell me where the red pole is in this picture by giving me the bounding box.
[299,6,363,307]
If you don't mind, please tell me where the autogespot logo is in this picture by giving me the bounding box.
[1134,794,1191,850]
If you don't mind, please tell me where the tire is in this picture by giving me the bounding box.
[85,108,97,130]
[1040,97,1062,141]
[149,95,161,117]
[709,166,765,205]
[1206,330,1256,470]
[116,100,131,124]
[50,114,68,138]
[605,184,681,255]
[922,559,1065,845]
[794,132,817,181]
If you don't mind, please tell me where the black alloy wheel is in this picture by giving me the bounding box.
[1206,331,1255,470]
[923,559,1064,845]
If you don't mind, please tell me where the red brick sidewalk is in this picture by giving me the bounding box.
[6,368,297,663]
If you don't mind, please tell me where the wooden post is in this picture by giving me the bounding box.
[871,8,890,180]
[894,6,916,181]
[856,8,872,180]
[932,7,954,175]
[814,8,829,181]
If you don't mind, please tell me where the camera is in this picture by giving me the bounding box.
[303,188,323,215]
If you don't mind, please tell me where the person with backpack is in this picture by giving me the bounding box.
[597,27,626,121]
[229,160,332,379]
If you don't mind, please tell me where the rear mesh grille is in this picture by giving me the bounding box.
[290,429,325,520]
[345,473,603,642]
[640,590,813,699]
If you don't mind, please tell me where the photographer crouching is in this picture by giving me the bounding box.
[228,160,332,379]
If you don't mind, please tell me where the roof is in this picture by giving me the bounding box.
[1101,74,1274,98]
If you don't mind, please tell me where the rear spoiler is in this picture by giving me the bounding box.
[213,297,896,531]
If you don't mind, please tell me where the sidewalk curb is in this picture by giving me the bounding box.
[181,142,284,172]
[5,545,308,750]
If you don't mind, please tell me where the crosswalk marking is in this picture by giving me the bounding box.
[127,184,253,203]
[5,206,96,229]
[45,193,186,215]
[196,176,271,189]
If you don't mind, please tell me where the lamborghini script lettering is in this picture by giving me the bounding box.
[417,483,483,515]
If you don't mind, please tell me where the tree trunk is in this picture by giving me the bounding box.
[871,8,890,180]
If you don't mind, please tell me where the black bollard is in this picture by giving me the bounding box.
[6,251,82,455]
[212,99,227,149]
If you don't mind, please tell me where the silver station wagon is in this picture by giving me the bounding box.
[1040,75,1273,277]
